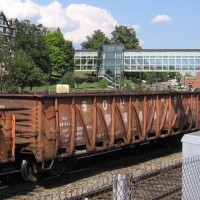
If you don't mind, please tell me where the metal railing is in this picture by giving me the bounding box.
[28,156,200,199]
[98,74,120,89]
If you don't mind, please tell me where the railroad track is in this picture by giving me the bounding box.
[1,139,182,199]
[133,163,182,200]
[68,163,182,200]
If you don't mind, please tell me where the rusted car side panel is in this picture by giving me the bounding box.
[0,92,199,163]
[0,115,15,163]
[55,93,200,157]
[0,97,44,162]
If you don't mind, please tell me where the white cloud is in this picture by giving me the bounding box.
[64,4,118,43]
[132,24,141,31]
[0,1,118,45]
[38,1,79,32]
[151,14,173,24]
[139,39,144,46]
[0,0,40,19]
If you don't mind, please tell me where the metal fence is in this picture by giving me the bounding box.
[30,156,200,200]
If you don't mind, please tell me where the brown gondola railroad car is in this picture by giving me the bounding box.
[0,92,199,181]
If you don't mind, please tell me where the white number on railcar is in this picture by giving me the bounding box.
[102,100,107,110]
[82,101,87,112]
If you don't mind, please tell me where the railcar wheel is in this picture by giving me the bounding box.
[21,159,39,182]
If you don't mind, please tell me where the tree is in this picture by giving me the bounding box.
[10,50,45,91]
[144,72,157,86]
[111,25,140,49]
[60,72,75,88]
[174,72,182,83]
[81,29,111,49]
[0,36,14,93]
[15,21,51,75]
[0,33,45,92]
[157,72,168,82]
[44,31,75,78]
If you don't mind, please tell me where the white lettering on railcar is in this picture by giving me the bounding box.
[87,125,92,129]
[139,111,143,121]
[166,111,169,120]
[154,111,157,120]
[77,126,83,131]
[0,105,5,109]
[62,117,68,121]
[120,99,125,108]
[148,98,153,106]
[105,114,111,126]
[60,122,70,127]
[102,100,107,110]
[62,129,68,133]
[123,112,128,123]
[82,101,87,112]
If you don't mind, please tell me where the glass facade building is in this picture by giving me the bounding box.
[74,50,99,71]
[124,49,200,72]
[74,46,200,76]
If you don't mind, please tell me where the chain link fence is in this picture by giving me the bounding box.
[28,156,200,200]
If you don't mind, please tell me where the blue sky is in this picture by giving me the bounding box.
[1,0,200,49]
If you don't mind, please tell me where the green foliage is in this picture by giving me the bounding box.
[143,72,180,86]
[75,82,100,89]
[81,29,111,49]
[0,36,14,93]
[157,72,168,82]
[10,50,45,90]
[50,73,62,84]
[175,72,182,83]
[60,72,75,88]
[0,34,45,93]
[124,72,142,83]
[44,31,75,78]
[98,78,108,89]
[111,25,140,49]
[15,21,51,74]
[167,72,182,82]
[117,77,134,88]
[143,72,157,86]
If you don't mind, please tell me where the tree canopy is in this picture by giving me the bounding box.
[0,35,45,92]
[81,29,111,49]
[10,50,45,91]
[44,31,75,76]
[0,36,14,93]
[81,26,140,50]
[15,21,51,75]
[111,25,140,49]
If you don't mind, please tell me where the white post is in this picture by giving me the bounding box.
[181,132,200,200]
[113,173,132,200]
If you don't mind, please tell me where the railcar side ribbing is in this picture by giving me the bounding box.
[0,92,198,181]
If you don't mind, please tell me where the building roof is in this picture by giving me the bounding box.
[124,49,200,52]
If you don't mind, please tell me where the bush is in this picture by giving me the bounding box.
[50,74,62,84]
[98,78,108,89]
[117,78,134,89]
[60,72,75,88]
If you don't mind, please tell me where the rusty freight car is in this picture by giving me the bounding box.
[0,92,199,181]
